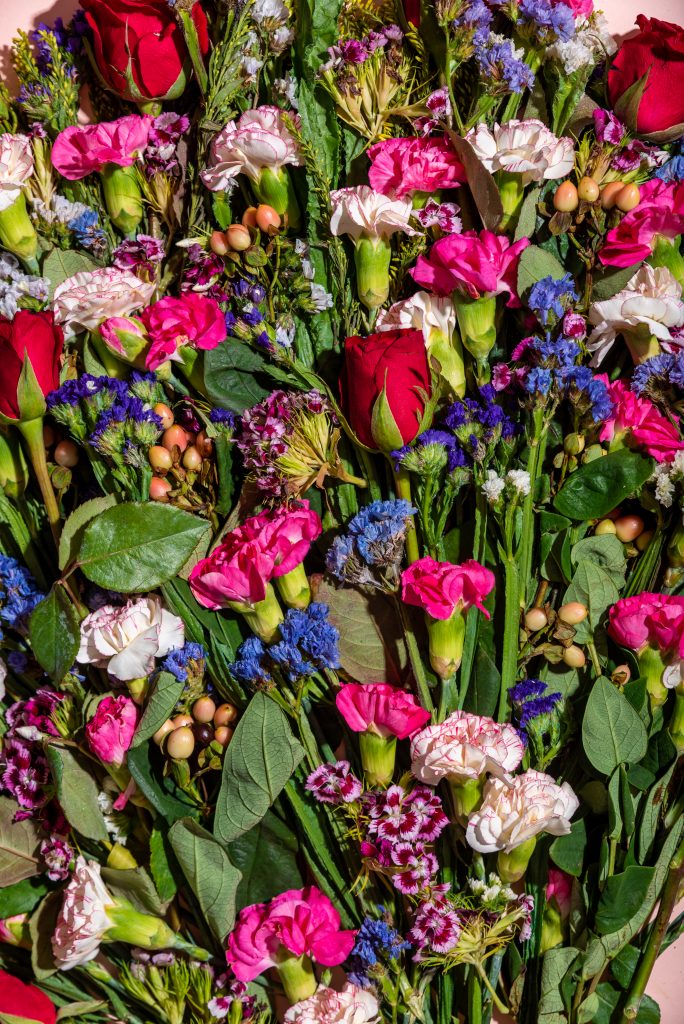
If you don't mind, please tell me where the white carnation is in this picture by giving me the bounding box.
[284,985,380,1024]
[77,596,185,681]
[466,770,579,854]
[466,120,574,184]
[52,857,113,969]
[0,133,33,212]
[201,107,302,191]
[53,268,155,335]
[329,186,417,241]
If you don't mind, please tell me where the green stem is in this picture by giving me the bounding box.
[396,597,434,716]
[177,10,208,94]
[475,961,510,1016]
[621,840,684,1023]
[393,467,420,563]
[17,418,60,544]
[458,489,488,705]
[519,408,546,610]
[498,509,521,721]
[468,968,483,1024]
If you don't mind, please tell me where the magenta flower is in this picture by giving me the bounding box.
[401,557,495,621]
[336,682,430,740]
[412,231,530,306]
[306,761,363,804]
[51,116,153,180]
[608,593,684,660]
[226,887,356,983]
[85,695,139,768]
[599,180,684,269]
[245,501,322,578]
[142,293,227,371]
[189,529,275,610]
[367,136,465,199]
[598,378,684,463]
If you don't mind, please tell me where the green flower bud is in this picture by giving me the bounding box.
[101,163,144,237]
[0,192,38,268]
[497,836,537,883]
[426,610,466,679]
[359,731,397,787]
[453,293,498,363]
[354,235,392,310]
[276,563,311,610]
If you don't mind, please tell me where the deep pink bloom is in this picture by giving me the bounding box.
[85,695,139,768]
[401,557,495,621]
[306,761,363,804]
[599,378,684,463]
[546,868,573,917]
[51,116,153,180]
[243,501,322,578]
[226,887,356,983]
[559,0,593,16]
[599,180,684,268]
[608,593,684,655]
[142,293,227,371]
[412,231,529,306]
[336,682,430,739]
[367,137,466,199]
[189,527,275,610]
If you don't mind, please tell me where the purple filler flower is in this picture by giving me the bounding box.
[306,760,363,804]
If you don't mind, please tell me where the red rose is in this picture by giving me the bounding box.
[0,969,57,1024]
[608,16,684,136]
[81,0,210,103]
[340,329,431,450]
[0,311,64,420]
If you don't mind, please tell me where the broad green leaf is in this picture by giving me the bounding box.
[101,865,167,915]
[591,264,641,302]
[0,796,41,885]
[46,745,109,842]
[564,562,619,643]
[316,579,408,685]
[595,865,655,934]
[203,340,270,413]
[214,693,305,845]
[28,585,80,683]
[517,244,567,300]
[549,818,587,877]
[230,811,301,909]
[58,495,118,571]
[0,876,47,917]
[582,677,648,775]
[42,249,100,300]
[638,755,676,864]
[77,501,210,591]
[514,187,540,242]
[29,890,62,980]
[539,946,580,1021]
[577,993,599,1024]
[570,534,627,589]
[127,743,198,823]
[554,450,654,520]
[463,644,500,718]
[149,827,179,904]
[133,672,185,747]
[56,1002,107,1021]
[169,818,242,941]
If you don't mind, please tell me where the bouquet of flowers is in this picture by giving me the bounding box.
[1,1,684,1022]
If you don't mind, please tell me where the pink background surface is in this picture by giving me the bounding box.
[0,0,682,1019]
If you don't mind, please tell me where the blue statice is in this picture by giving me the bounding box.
[162,643,207,684]
[453,0,492,47]
[522,338,614,423]
[68,209,107,254]
[230,604,340,687]
[509,678,547,702]
[0,254,50,321]
[128,372,164,406]
[326,500,415,591]
[632,352,684,398]
[230,636,272,688]
[0,555,44,635]
[509,677,563,760]
[519,693,563,729]
[346,915,410,988]
[474,38,535,94]
[89,397,162,464]
[440,385,516,462]
[519,0,576,43]
[528,275,578,327]
[655,139,684,183]
[7,650,28,673]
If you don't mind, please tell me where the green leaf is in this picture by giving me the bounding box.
[582,677,648,775]
[514,187,541,242]
[613,69,650,131]
[554,450,654,520]
[517,244,567,301]
[0,876,48,918]
[230,811,301,909]
[58,495,118,571]
[46,745,109,842]
[101,865,167,915]
[29,890,62,980]
[445,130,503,232]
[149,827,179,904]
[539,947,580,1021]
[316,579,408,685]
[570,534,627,589]
[42,249,100,301]
[127,743,198,823]
[169,818,242,941]
[56,1002,107,1022]
[595,865,655,934]
[0,796,42,885]
[463,643,500,718]
[133,672,185,747]
[77,501,210,591]
[638,757,676,864]
[564,562,619,643]
[549,818,587,877]
[203,340,270,413]
[591,264,642,302]
[28,585,80,683]
[577,993,599,1024]
[214,693,305,845]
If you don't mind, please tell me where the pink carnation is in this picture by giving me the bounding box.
[557,0,592,15]
[608,593,684,655]
[189,528,275,610]
[142,293,227,371]
[546,867,573,917]
[599,378,684,463]
[401,557,495,621]
[336,682,431,740]
[244,501,322,578]
[412,231,529,306]
[51,116,153,181]
[85,695,139,768]
[410,710,524,785]
[367,137,466,199]
[226,887,356,983]
[599,180,684,269]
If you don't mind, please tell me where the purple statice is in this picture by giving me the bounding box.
[230,636,272,688]
[414,199,462,233]
[89,396,162,462]
[528,274,578,326]
[522,336,614,422]
[0,556,44,636]
[68,209,107,255]
[519,0,576,43]
[181,244,228,302]
[269,603,340,682]
[40,836,74,881]
[441,385,516,462]
[144,113,190,178]
[112,235,165,277]
[209,408,236,432]
[365,785,448,844]
[408,889,462,959]
[327,500,416,591]
[306,761,363,804]
[655,139,684,183]
[509,677,562,748]
[1,737,52,811]
[519,693,563,728]
[7,651,28,674]
[509,678,547,702]
[475,38,535,94]
[161,642,206,684]
[454,0,492,47]
[524,367,553,396]
[632,351,684,398]
[346,914,410,987]
[593,108,626,146]
[560,365,614,422]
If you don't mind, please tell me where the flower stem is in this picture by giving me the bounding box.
[17,418,60,544]
[475,961,511,1016]
[620,840,684,1023]
[519,408,546,610]
[393,467,420,563]
[498,508,521,721]
[396,597,434,716]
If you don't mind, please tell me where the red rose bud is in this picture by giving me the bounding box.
[0,311,63,423]
[81,0,210,105]
[608,16,684,138]
[340,329,431,451]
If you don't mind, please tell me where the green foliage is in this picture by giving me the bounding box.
[554,450,654,521]
[229,812,302,909]
[169,819,242,941]
[582,677,648,776]
[133,672,185,747]
[29,585,80,683]
[46,745,110,842]
[203,340,272,413]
